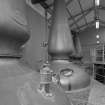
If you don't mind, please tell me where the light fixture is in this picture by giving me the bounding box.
[95,0,100,6]
[96,34,100,39]
[97,40,100,44]
[96,20,99,29]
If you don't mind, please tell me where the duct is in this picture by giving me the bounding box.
[0,0,71,105]
[48,0,90,91]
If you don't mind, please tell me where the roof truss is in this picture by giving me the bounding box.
[31,0,105,32]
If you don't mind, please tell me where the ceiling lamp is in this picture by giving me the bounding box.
[96,19,99,29]
[95,0,100,6]
[96,34,100,39]
[97,40,100,44]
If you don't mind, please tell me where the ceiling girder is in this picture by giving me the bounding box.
[31,0,46,4]
[68,6,105,21]
[49,0,74,7]
[38,0,105,32]
[68,7,94,20]
[66,8,80,31]
[66,0,74,6]
[74,19,105,32]
[39,2,53,14]
[73,20,95,31]
[77,0,88,26]
[70,7,93,27]
[100,6,105,10]
[100,20,105,25]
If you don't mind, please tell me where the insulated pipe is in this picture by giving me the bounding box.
[73,33,83,59]
[71,31,83,61]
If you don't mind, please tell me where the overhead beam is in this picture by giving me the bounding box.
[39,2,53,14]
[49,0,74,7]
[99,20,105,28]
[73,20,95,31]
[39,1,94,26]
[66,0,74,6]
[100,6,105,10]
[68,5,105,21]
[77,0,88,26]
[31,0,52,16]
[46,5,105,24]
[66,8,80,31]
[68,7,94,20]
[80,20,95,29]
[31,0,46,4]
[78,21,95,33]
[70,7,93,27]
[100,20,105,25]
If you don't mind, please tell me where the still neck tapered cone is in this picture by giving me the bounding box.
[48,0,74,60]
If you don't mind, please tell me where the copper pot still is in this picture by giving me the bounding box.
[0,0,71,105]
[48,0,90,91]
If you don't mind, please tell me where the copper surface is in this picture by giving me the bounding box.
[48,0,90,91]
[0,0,29,57]
[48,0,74,60]
[0,0,71,105]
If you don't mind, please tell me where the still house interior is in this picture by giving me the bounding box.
[0,0,105,105]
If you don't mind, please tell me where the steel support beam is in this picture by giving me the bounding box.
[68,7,94,20]
[49,0,74,7]
[73,20,95,31]
[70,7,93,27]
[66,0,74,6]
[39,2,53,14]
[100,20,105,25]
[66,8,80,31]
[100,6,105,10]
[47,5,105,25]
[31,0,46,4]
[77,0,88,26]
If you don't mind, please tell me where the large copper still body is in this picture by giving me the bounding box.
[0,0,71,105]
[48,0,90,91]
